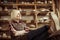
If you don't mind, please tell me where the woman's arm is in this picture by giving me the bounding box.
[10,21,29,36]
[10,24,29,36]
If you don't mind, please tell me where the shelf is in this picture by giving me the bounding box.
[0,11,10,16]
[0,29,10,32]
[38,24,49,28]
[22,20,35,23]
[0,19,10,21]
[37,12,49,16]
[0,3,35,6]
[38,22,50,24]
[36,3,52,6]
[14,4,35,6]
[0,20,9,25]
[0,26,10,31]
[22,16,34,20]
[0,37,11,39]
[0,3,52,6]
[21,13,35,16]
[0,3,13,6]
[0,3,52,9]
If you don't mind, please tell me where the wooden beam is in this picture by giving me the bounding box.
[0,0,1,3]
[34,0,36,3]
[16,0,19,3]
[34,1,38,27]
[51,0,57,31]
[52,0,56,13]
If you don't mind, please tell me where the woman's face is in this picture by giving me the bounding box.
[15,13,21,20]
[11,10,22,21]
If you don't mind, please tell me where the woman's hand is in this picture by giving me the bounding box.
[14,30,27,36]
[25,27,30,32]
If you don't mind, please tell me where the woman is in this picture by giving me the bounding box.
[10,10,29,40]
[10,9,50,40]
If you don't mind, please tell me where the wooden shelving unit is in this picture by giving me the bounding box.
[0,0,54,28]
[0,0,54,27]
[0,0,56,40]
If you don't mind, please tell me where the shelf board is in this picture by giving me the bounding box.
[36,4,52,6]
[37,11,49,16]
[0,3,52,6]
[0,3,35,6]
[14,4,35,6]
[0,3,13,6]
[21,13,35,16]
[38,22,50,24]
[0,11,10,16]
[39,11,49,13]
[0,37,11,39]
[0,20,9,24]
[0,29,10,32]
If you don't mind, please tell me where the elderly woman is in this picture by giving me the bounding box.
[10,10,29,40]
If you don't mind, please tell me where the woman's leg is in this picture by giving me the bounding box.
[27,25,50,40]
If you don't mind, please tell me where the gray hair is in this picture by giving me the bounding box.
[11,9,22,20]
